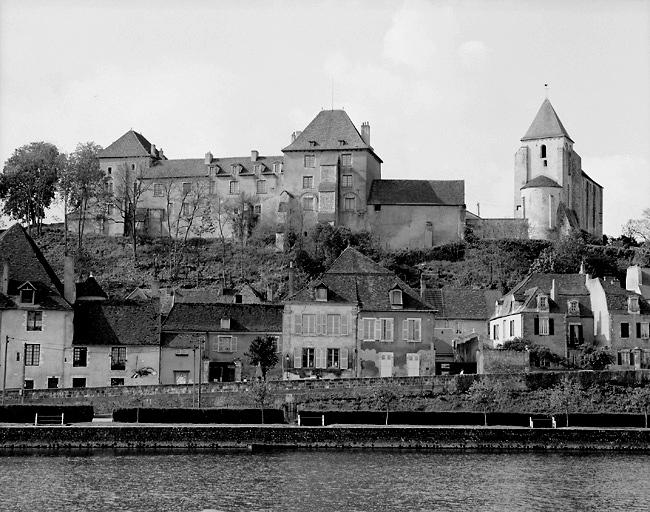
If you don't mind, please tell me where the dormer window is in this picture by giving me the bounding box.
[308,140,318,147]
[537,295,549,311]
[338,139,347,146]
[568,300,579,316]
[20,287,35,304]
[230,164,238,175]
[273,162,282,173]
[540,145,546,158]
[628,296,640,314]
[220,318,231,329]
[390,289,403,309]
[315,286,327,302]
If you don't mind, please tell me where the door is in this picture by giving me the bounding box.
[174,371,189,385]
[379,352,393,377]
[406,353,420,377]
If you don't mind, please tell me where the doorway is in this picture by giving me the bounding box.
[209,361,236,382]
[406,353,420,377]
[379,352,393,377]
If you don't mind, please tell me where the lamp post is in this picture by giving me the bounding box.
[2,335,9,405]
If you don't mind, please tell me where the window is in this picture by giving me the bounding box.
[363,318,376,340]
[111,378,124,386]
[230,164,238,175]
[344,196,355,211]
[342,174,353,188]
[24,344,40,366]
[538,295,548,310]
[111,347,127,370]
[374,204,381,212]
[209,181,216,195]
[302,314,317,335]
[302,176,314,189]
[390,289,403,308]
[509,320,515,337]
[540,145,546,158]
[404,319,421,342]
[131,164,136,171]
[628,296,640,313]
[327,348,340,368]
[327,314,341,335]
[493,324,499,340]
[569,324,583,346]
[539,318,549,335]
[47,377,59,389]
[220,318,230,329]
[341,154,352,168]
[273,162,281,173]
[174,371,190,385]
[568,300,579,316]
[302,348,315,368]
[534,317,554,336]
[302,196,315,211]
[256,180,267,194]
[181,202,190,216]
[315,286,327,302]
[26,311,42,331]
[20,288,35,304]
[229,181,239,194]
[73,347,87,367]
[379,318,394,341]
[107,167,112,175]
[234,294,243,304]
[304,155,315,168]
[153,183,163,197]
[638,323,650,339]
[24,379,34,390]
[72,378,86,388]
[621,322,630,338]
[107,203,114,215]
[216,336,237,352]
[105,181,113,194]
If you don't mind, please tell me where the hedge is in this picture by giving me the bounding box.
[113,408,286,424]
[0,405,94,424]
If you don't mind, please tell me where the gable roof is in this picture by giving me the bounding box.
[291,247,433,311]
[601,280,650,314]
[162,303,283,332]
[521,99,573,142]
[521,175,562,189]
[99,130,160,159]
[283,110,371,152]
[73,299,160,346]
[367,180,465,205]
[424,288,502,320]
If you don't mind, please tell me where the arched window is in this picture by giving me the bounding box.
[540,145,546,158]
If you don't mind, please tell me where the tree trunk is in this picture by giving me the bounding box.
[484,410,487,427]
[385,406,389,426]
[565,408,569,428]
[645,408,648,429]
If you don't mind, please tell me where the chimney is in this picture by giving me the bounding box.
[251,150,258,162]
[626,265,642,293]
[266,284,273,302]
[420,273,426,299]
[361,122,370,145]
[205,151,213,165]
[1,260,8,295]
[150,144,157,157]
[291,131,302,143]
[150,279,160,297]
[579,260,586,275]
[550,278,557,302]
[159,147,164,158]
[64,255,76,304]
[288,261,295,297]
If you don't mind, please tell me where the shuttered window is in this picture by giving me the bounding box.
[379,318,394,341]
[327,315,341,335]
[341,314,349,335]
[315,347,327,369]
[339,348,349,369]
[362,318,375,340]
[302,314,317,335]
[327,348,340,368]
[294,314,302,335]
[403,319,421,342]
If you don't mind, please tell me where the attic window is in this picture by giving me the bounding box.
[315,286,327,302]
[107,167,112,175]
[221,318,231,329]
[131,164,136,171]
[568,300,579,316]
[537,295,549,311]
[338,140,346,146]
[308,140,318,147]
[390,289,403,308]
[273,162,282,173]
[540,145,546,158]
[234,294,243,304]
[230,164,238,175]
[628,296,640,314]
[20,288,35,304]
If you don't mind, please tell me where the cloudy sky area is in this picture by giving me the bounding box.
[1,0,648,235]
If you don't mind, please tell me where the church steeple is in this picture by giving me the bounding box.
[521,99,573,143]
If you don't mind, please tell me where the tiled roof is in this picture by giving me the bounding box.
[521,175,562,189]
[73,299,160,346]
[99,130,159,158]
[75,276,108,300]
[367,180,465,205]
[140,155,283,180]
[521,99,573,142]
[282,110,370,152]
[162,303,283,332]
[291,247,433,311]
[510,273,588,300]
[602,280,650,314]
[425,288,501,319]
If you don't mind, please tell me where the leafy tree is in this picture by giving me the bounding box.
[0,141,64,235]
[467,378,505,426]
[59,142,103,250]
[579,345,614,370]
[548,377,584,427]
[530,229,586,274]
[245,336,279,379]
[626,386,650,428]
[372,382,399,425]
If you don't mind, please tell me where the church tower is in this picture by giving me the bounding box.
[514,99,603,240]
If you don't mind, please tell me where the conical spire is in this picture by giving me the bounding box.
[521,99,573,142]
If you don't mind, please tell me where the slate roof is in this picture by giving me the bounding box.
[520,175,562,189]
[99,130,161,159]
[76,276,108,300]
[601,280,650,314]
[367,180,465,205]
[521,99,573,142]
[290,247,433,311]
[73,299,160,346]
[0,224,70,310]
[140,155,284,180]
[162,303,283,333]
[424,288,501,320]
[283,110,370,152]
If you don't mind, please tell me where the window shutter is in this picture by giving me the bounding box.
[359,319,365,340]
[232,337,238,352]
[637,323,642,338]
[414,319,421,341]
[293,347,302,368]
[534,317,539,335]
[341,314,349,335]
[315,347,326,369]
[374,319,382,341]
[549,318,554,335]
[402,320,409,341]
[294,314,302,335]
[578,325,583,342]
[387,319,394,341]
[340,348,349,370]
[318,313,327,335]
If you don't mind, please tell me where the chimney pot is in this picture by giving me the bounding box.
[151,144,157,157]
[251,150,258,162]
[205,151,213,165]
[361,122,370,145]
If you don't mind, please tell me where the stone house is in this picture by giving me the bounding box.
[160,303,283,384]
[284,247,436,378]
[0,224,74,391]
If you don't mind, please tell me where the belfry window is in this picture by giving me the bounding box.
[540,145,546,158]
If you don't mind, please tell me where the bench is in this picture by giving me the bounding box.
[34,413,64,426]
[297,414,325,426]
[529,416,556,428]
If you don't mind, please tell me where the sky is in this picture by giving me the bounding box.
[0,0,648,236]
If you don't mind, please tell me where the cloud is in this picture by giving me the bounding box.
[458,40,490,71]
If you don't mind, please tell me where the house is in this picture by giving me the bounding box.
[160,303,283,384]
[284,247,436,378]
[489,273,594,362]
[0,224,74,391]
[626,265,650,300]
[70,298,161,387]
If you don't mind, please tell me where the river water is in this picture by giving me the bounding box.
[0,451,648,511]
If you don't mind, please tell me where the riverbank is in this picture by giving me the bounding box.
[1,424,649,454]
